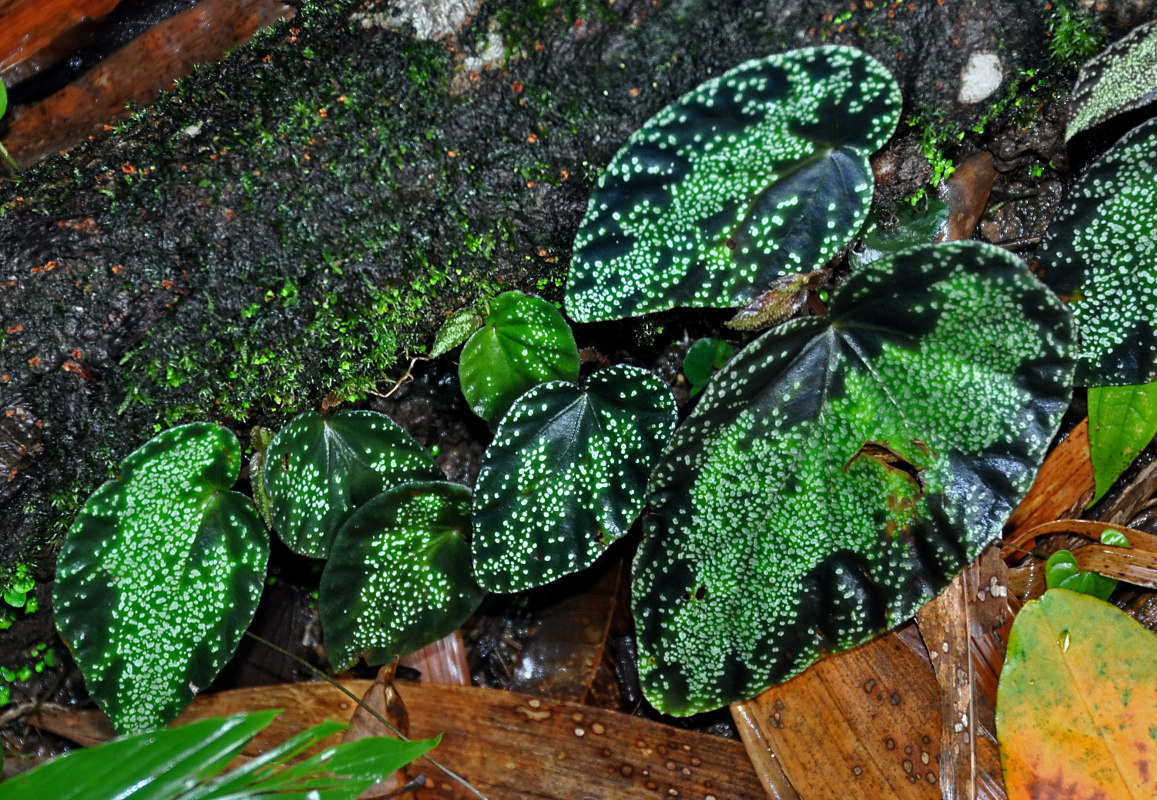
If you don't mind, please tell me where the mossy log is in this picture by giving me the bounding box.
[0,0,1052,580]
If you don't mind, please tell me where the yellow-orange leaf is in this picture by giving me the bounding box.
[996,588,1157,799]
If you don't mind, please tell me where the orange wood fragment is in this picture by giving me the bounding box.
[1004,418,1094,539]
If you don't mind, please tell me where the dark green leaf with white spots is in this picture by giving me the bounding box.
[1037,117,1157,386]
[635,241,1074,716]
[319,481,482,671]
[264,410,442,558]
[1066,21,1157,142]
[565,45,902,323]
[459,291,580,426]
[473,365,676,593]
[430,305,484,358]
[53,423,269,733]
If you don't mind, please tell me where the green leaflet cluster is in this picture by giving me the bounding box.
[566,45,902,322]
[1036,116,1157,386]
[635,242,1074,714]
[4,710,438,800]
[54,424,268,733]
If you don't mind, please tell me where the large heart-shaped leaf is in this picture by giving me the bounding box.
[53,423,268,733]
[459,291,580,426]
[319,481,483,671]
[264,410,442,558]
[996,588,1157,799]
[1036,116,1157,386]
[472,365,677,593]
[634,241,1074,716]
[565,45,902,323]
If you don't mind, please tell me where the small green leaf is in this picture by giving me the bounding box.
[1101,529,1131,548]
[566,45,902,322]
[264,410,442,558]
[1087,381,1157,503]
[1036,116,1157,386]
[848,196,951,270]
[635,241,1074,715]
[1066,20,1157,141]
[683,337,735,394]
[319,481,482,671]
[1058,571,1117,601]
[53,424,269,733]
[0,79,6,120]
[473,365,676,592]
[1044,550,1081,589]
[459,291,580,426]
[430,305,484,358]
[3,589,25,609]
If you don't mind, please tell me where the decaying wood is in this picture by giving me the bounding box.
[4,0,294,165]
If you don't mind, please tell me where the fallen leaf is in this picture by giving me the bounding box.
[996,588,1157,799]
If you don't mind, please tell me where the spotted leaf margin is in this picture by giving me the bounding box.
[472,364,677,593]
[1066,20,1157,142]
[634,241,1075,716]
[565,45,902,323]
[319,481,483,671]
[1036,116,1157,386]
[264,410,443,559]
[53,423,269,733]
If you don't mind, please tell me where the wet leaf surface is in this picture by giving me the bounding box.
[636,241,1074,715]
[1087,381,1157,503]
[996,588,1157,799]
[53,423,268,733]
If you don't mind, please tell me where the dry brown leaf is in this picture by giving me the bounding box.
[914,548,1010,800]
[1004,418,1094,538]
[400,630,471,686]
[343,663,412,799]
[734,632,956,800]
[936,151,997,241]
[34,681,764,800]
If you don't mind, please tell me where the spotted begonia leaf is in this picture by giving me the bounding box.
[264,410,442,559]
[319,481,482,671]
[565,45,902,323]
[1066,21,1157,142]
[459,291,580,426]
[634,241,1075,716]
[1036,116,1157,386]
[996,589,1157,799]
[472,365,677,593]
[53,423,268,733]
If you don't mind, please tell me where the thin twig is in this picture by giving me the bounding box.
[243,631,488,800]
